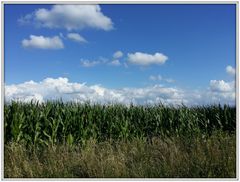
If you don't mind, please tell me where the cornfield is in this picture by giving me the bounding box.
[4,101,236,147]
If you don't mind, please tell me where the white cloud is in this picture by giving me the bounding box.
[209,80,235,92]
[5,77,235,106]
[207,80,235,105]
[149,75,162,81]
[19,5,113,31]
[80,57,121,67]
[165,78,175,83]
[149,75,175,83]
[204,66,235,104]
[18,13,34,25]
[67,33,87,43]
[226,65,236,76]
[109,60,121,66]
[113,51,123,59]
[206,90,235,105]
[128,52,168,66]
[98,57,109,63]
[80,59,101,67]
[22,35,64,49]
[4,77,186,105]
[149,75,156,81]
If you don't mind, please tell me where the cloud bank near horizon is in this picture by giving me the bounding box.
[5,77,235,106]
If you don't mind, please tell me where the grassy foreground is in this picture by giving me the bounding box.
[5,133,235,178]
[4,101,236,178]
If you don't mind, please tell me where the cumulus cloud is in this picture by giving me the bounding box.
[80,59,101,67]
[149,75,162,81]
[109,60,121,66]
[165,78,175,83]
[113,51,123,59]
[226,65,236,76]
[67,33,87,43]
[5,77,235,106]
[19,5,113,31]
[22,35,64,49]
[207,80,235,105]
[4,77,188,105]
[149,75,175,83]
[209,80,235,92]
[206,90,235,105]
[128,52,168,66]
[80,56,122,67]
[18,13,34,25]
[205,65,236,105]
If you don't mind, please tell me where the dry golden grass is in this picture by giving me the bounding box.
[4,132,236,178]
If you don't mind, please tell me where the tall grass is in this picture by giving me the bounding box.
[5,132,236,178]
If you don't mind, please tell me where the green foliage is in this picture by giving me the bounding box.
[4,101,236,146]
[4,101,236,178]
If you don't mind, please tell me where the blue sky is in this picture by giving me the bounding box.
[4,4,236,105]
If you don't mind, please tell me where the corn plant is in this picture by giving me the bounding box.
[4,100,236,146]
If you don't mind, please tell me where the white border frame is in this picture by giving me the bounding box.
[0,1,239,181]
